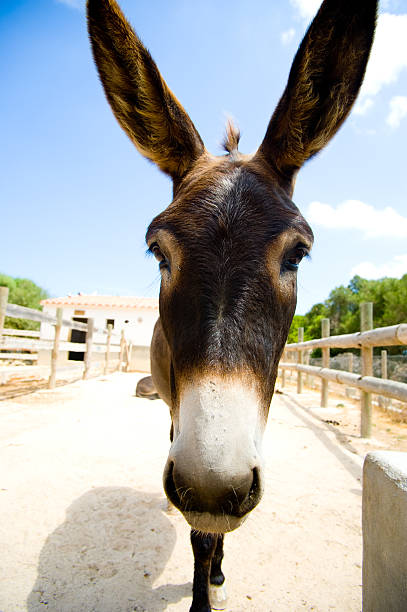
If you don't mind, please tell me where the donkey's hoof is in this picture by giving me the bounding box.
[209,584,227,610]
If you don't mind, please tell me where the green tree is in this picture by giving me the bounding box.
[325,284,358,334]
[287,314,306,344]
[290,274,407,356]
[382,274,407,326]
[0,273,49,330]
[303,302,328,338]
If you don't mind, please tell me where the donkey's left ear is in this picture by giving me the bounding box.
[87,0,205,180]
[256,0,378,192]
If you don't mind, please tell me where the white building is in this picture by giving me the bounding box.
[39,295,159,370]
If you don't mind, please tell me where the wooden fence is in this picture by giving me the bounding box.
[278,302,407,437]
[0,287,133,390]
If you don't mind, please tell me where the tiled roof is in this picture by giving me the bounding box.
[41,295,159,311]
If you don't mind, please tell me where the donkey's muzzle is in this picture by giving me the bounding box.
[163,460,263,533]
[162,375,266,533]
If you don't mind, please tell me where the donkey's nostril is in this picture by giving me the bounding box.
[164,458,263,518]
[249,467,260,501]
[164,462,182,509]
[232,467,262,517]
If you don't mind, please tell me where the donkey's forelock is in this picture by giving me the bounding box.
[222,119,241,155]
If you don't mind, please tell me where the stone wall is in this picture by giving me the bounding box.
[363,451,407,611]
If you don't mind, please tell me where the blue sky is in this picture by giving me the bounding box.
[1,0,406,314]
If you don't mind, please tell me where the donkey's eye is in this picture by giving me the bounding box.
[283,246,309,272]
[150,243,169,270]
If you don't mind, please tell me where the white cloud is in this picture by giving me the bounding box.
[355,13,407,112]
[307,200,407,239]
[281,28,296,46]
[353,98,374,116]
[288,5,407,117]
[290,0,322,21]
[351,254,407,279]
[386,95,407,128]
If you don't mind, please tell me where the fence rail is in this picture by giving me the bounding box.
[0,336,121,353]
[0,352,39,361]
[279,302,407,437]
[281,364,407,404]
[5,302,113,334]
[2,329,40,338]
[0,286,132,390]
[285,323,407,351]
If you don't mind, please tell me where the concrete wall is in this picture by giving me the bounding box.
[128,345,150,373]
[363,451,407,611]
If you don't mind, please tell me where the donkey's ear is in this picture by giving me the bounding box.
[256,0,377,191]
[87,0,205,180]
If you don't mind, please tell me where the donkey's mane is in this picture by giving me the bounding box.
[222,120,240,154]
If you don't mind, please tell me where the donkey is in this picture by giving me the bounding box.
[87,0,377,609]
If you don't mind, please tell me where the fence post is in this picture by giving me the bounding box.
[104,323,112,375]
[345,352,354,398]
[281,349,286,388]
[0,286,9,340]
[321,318,330,407]
[48,307,63,389]
[118,329,125,372]
[381,349,388,380]
[125,341,132,372]
[379,349,389,409]
[305,350,311,388]
[360,302,374,438]
[83,318,94,380]
[297,327,304,394]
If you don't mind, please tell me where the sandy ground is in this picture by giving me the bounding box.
[278,376,407,453]
[0,372,398,612]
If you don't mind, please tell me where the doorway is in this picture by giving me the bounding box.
[68,317,88,361]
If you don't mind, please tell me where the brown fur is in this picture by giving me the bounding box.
[258,0,377,187]
[87,0,205,179]
[87,1,377,610]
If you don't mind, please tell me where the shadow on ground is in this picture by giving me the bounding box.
[281,394,363,483]
[27,487,191,612]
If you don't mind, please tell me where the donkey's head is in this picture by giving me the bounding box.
[88,0,377,533]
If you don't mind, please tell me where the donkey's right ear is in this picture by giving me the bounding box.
[87,0,205,180]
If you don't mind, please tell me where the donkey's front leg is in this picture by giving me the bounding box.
[209,533,227,610]
[190,530,217,612]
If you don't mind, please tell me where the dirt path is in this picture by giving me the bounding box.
[0,373,380,611]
